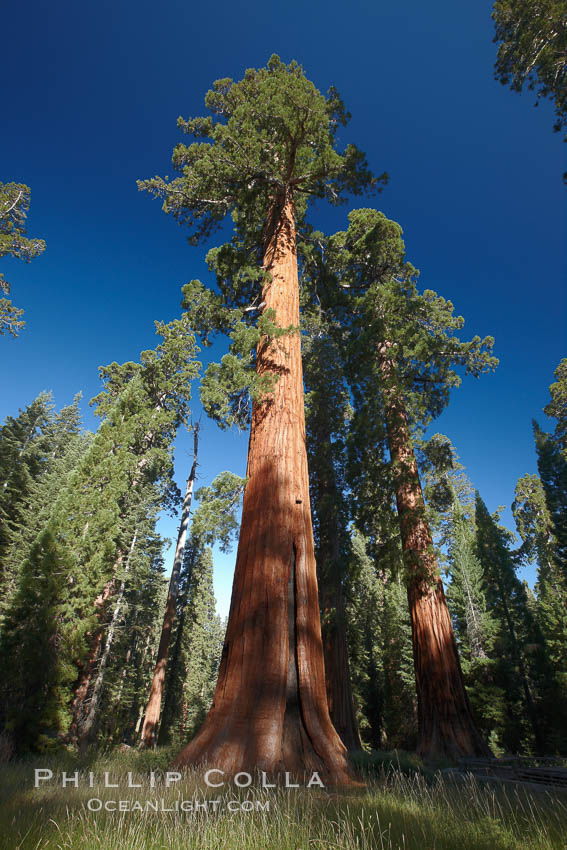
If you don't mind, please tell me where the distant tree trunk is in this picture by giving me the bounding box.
[140,425,199,748]
[377,341,491,760]
[174,195,354,783]
[76,532,138,749]
[68,575,116,741]
[321,577,361,752]
[157,542,197,745]
[313,425,361,751]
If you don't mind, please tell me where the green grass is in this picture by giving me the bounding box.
[1,749,566,849]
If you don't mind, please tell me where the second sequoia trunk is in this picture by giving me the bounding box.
[378,341,491,760]
[174,196,353,783]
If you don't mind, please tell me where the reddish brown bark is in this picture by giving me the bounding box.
[140,426,199,748]
[173,196,355,784]
[68,576,116,741]
[378,342,491,761]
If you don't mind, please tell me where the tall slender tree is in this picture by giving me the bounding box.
[141,56,383,781]
[303,315,361,751]
[324,209,496,759]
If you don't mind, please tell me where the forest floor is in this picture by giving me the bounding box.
[0,747,566,850]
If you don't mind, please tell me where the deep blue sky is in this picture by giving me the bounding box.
[2,0,565,615]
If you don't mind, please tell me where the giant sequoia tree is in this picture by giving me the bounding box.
[323,209,496,759]
[140,56,382,781]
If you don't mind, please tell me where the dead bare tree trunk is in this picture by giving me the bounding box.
[173,195,354,784]
[139,425,199,748]
[377,341,491,761]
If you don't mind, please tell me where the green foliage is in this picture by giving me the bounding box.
[139,55,383,245]
[191,471,246,552]
[170,547,224,742]
[327,208,497,431]
[0,182,45,336]
[94,521,168,746]
[346,530,416,751]
[2,754,567,850]
[534,422,567,580]
[544,357,567,448]
[0,319,201,751]
[142,58,384,431]
[474,493,562,753]
[0,529,77,752]
[199,307,295,429]
[0,393,87,606]
[159,470,243,744]
[445,496,504,745]
[492,0,567,146]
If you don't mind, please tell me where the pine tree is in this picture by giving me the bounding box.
[1,395,89,610]
[0,319,199,751]
[513,471,567,678]
[167,546,224,742]
[0,393,53,592]
[474,493,551,753]
[345,530,386,750]
[0,530,76,752]
[445,496,504,749]
[141,55,383,781]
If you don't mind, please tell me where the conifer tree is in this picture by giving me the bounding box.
[161,545,224,743]
[534,422,567,581]
[492,0,567,155]
[0,319,199,751]
[474,493,552,752]
[303,313,361,751]
[141,56,383,781]
[513,471,567,677]
[1,396,89,609]
[323,208,496,759]
[91,517,168,746]
[0,182,45,336]
[0,529,75,752]
[445,495,503,748]
[158,472,244,745]
[140,424,200,748]
[344,530,386,749]
[0,393,53,591]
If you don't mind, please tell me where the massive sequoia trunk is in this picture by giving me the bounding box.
[140,426,199,748]
[174,196,353,784]
[377,342,491,761]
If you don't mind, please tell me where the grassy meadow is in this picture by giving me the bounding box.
[1,748,566,850]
